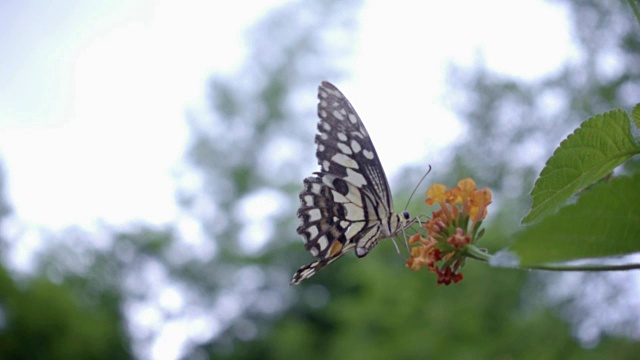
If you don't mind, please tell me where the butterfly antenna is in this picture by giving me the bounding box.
[403,165,432,211]
[398,167,431,256]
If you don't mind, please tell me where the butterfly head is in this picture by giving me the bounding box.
[393,210,413,231]
[402,210,411,223]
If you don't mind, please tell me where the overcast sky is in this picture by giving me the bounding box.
[0,0,572,231]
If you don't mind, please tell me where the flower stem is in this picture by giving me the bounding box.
[462,245,492,262]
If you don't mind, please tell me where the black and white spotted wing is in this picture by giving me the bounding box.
[291,81,411,285]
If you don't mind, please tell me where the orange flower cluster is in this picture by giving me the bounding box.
[406,178,492,285]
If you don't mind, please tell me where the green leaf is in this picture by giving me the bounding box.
[510,173,640,266]
[633,103,640,128]
[522,109,639,224]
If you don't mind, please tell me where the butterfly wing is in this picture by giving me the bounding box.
[314,81,394,217]
[292,174,384,285]
[291,81,396,285]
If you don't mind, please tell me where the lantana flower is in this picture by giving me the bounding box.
[406,178,492,285]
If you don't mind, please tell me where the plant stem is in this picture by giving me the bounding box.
[524,263,640,271]
[463,245,492,262]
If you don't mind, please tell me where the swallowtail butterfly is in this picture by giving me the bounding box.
[291,81,412,285]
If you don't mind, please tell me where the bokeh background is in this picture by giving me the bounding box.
[1,0,639,359]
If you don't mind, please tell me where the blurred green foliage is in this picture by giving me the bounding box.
[0,263,131,359]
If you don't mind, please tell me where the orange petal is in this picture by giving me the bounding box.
[426,184,447,205]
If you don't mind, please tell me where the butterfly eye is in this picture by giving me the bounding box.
[402,211,411,220]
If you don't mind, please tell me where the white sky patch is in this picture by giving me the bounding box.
[235,188,289,254]
[350,0,573,175]
[0,1,288,229]
[0,0,573,230]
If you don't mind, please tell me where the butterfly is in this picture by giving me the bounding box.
[291,81,412,285]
